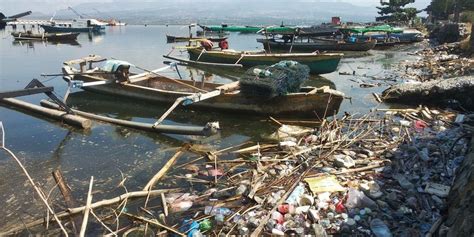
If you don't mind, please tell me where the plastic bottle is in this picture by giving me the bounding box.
[199,219,212,232]
[345,188,377,209]
[189,229,203,237]
[370,218,392,237]
[286,184,305,205]
[204,206,232,216]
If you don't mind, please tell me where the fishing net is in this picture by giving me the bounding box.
[240,61,310,98]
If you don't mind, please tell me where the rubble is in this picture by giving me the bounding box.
[401,43,474,81]
[382,76,474,109]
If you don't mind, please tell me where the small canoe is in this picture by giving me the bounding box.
[166,35,227,43]
[62,58,344,117]
[187,47,343,74]
[11,32,80,41]
[257,38,377,52]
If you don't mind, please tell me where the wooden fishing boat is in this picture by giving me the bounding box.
[198,24,294,33]
[166,35,227,43]
[257,37,377,52]
[61,57,344,117]
[186,47,343,74]
[11,31,80,41]
[196,30,229,37]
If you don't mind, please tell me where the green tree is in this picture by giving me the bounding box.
[426,0,474,20]
[377,0,421,22]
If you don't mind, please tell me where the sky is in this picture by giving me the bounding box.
[0,0,432,16]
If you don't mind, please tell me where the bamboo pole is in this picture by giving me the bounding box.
[79,176,94,237]
[67,189,177,214]
[143,144,190,191]
[0,188,176,236]
[40,100,213,136]
[1,98,91,129]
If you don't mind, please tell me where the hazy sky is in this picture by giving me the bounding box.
[0,0,431,15]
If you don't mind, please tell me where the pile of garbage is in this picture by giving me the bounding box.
[401,43,474,81]
[8,106,473,236]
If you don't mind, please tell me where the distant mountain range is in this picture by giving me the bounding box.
[24,0,381,25]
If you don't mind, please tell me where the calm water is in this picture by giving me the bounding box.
[0,25,422,230]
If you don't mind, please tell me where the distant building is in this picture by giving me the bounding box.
[331,17,341,25]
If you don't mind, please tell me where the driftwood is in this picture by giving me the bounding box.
[52,169,81,234]
[143,144,190,191]
[0,189,177,236]
[1,98,91,129]
[67,189,176,214]
[121,212,185,236]
[382,76,474,109]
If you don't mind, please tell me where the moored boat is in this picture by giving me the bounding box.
[198,24,294,33]
[257,37,377,52]
[62,56,344,117]
[41,19,105,33]
[11,31,80,41]
[187,47,343,74]
[340,25,424,45]
[166,35,227,43]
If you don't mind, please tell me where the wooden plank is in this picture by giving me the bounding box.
[0,87,54,99]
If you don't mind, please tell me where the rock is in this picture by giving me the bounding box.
[370,218,392,237]
[382,76,474,110]
[393,174,415,190]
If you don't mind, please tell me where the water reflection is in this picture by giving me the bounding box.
[86,31,105,43]
[11,39,81,48]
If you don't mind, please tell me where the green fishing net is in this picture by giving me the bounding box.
[240,61,310,98]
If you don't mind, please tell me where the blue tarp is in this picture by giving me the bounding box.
[102,60,133,73]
